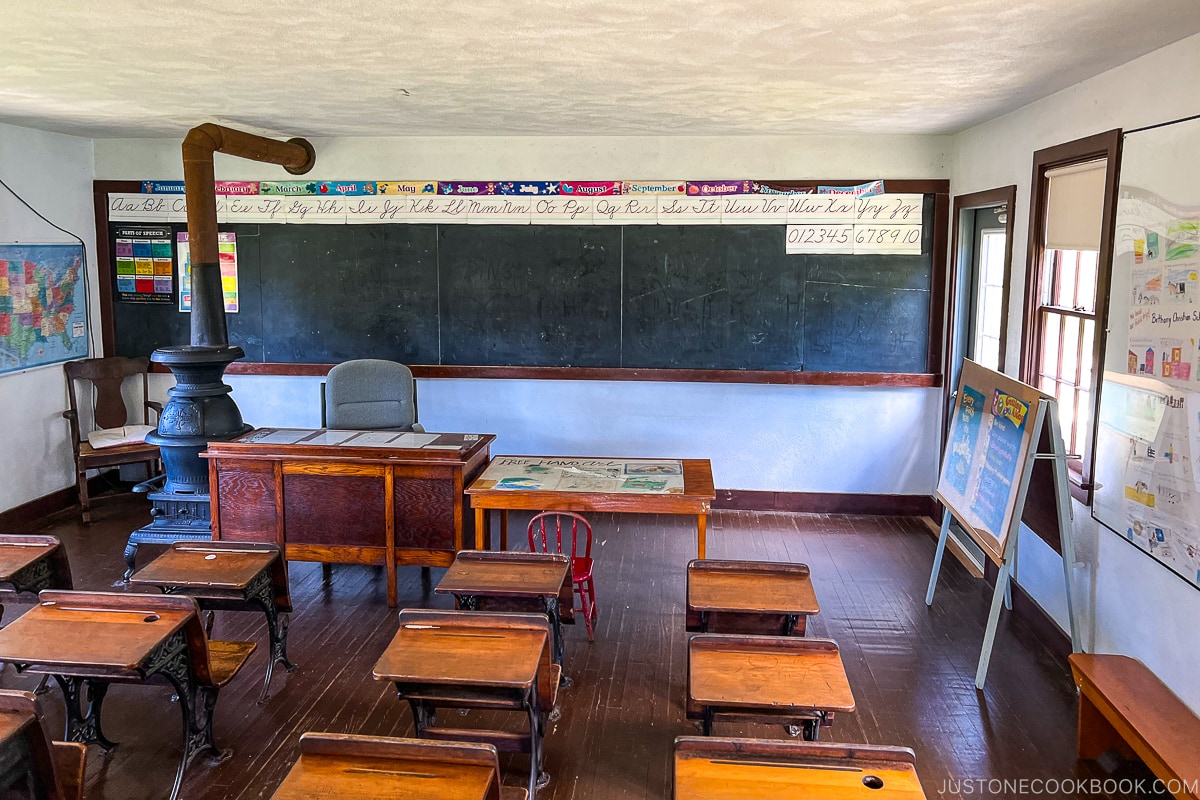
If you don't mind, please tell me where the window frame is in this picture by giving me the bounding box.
[944,186,1017,445]
[1021,130,1122,505]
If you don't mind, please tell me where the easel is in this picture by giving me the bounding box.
[926,395,1082,689]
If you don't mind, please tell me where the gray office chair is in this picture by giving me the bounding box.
[321,359,425,431]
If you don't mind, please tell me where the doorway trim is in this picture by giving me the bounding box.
[944,185,1017,422]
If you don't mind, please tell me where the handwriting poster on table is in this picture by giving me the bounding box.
[936,360,1048,564]
[475,457,686,494]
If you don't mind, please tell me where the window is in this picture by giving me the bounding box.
[972,228,1008,372]
[1031,247,1098,461]
[1022,131,1122,501]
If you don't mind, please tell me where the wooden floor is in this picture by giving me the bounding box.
[1,495,1127,799]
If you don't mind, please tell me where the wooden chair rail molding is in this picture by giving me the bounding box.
[148,361,942,387]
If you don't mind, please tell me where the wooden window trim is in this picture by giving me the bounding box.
[943,185,1017,438]
[1021,130,1122,504]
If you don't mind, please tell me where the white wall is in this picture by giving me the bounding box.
[0,123,97,512]
[952,32,1200,711]
[104,134,951,495]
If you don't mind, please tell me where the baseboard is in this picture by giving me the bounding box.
[0,475,113,531]
[715,490,937,517]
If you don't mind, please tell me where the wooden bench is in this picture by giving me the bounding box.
[1069,654,1200,799]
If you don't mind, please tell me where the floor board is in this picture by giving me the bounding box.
[0,495,1130,799]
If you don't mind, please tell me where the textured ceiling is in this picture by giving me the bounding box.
[3,0,1200,138]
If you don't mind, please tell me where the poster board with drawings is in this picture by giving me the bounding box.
[936,359,1049,565]
[1092,116,1200,590]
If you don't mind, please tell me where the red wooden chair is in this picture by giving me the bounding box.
[527,511,598,642]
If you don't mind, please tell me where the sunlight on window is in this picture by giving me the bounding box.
[972,229,1007,371]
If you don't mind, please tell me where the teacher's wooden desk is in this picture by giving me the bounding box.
[466,456,715,558]
[203,429,494,607]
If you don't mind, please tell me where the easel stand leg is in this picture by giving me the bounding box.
[975,556,1012,689]
[1045,401,1083,653]
[925,513,952,606]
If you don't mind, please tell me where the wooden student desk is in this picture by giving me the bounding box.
[686,559,819,636]
[436,550,574,679]
[373,610,559,799]
[203,428,494,607]
[674,737,926,799]
[687,634,855,739]
[466,456,715,557]
[129,541,295,703]
[0,591,252,800]
[271,733,506,800]
[0,535,73,622]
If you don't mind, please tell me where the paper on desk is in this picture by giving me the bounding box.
[303,430,358,445]
[346,431,402,445]
[393,432,440,447]
[243,429,310,445]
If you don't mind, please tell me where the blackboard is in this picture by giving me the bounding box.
[108,194,938,373]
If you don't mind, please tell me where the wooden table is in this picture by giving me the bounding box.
[271,733,504,800]
[686,559,819,636]
[436,550,573,681]
[373,609,557,799]
[466,456,715,557]
[0,591,223,800]
[687,634,855,739]
[674,736,926,799]
[0,535,72,623]
[203,429,494,607]
[128,541,295,702]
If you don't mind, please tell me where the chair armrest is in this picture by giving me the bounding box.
[411,422,426,433]
[61,410,81,450]
[146,400,163,415]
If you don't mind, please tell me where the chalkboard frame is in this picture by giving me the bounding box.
[93,179,948,386]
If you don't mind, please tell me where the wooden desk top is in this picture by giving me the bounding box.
[129,543,277,590]
[466,455,714,514]
[0,597,193,672]
[0,537,59,583]
[374,612,547,689]
[689,635,855,713]
[674,737,924,799]
[436,551,570,598]
[688,560,819,617]
[271,753,495,799]
[203,429,494,463]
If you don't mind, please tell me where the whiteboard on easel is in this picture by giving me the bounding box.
[936,360,1050,565]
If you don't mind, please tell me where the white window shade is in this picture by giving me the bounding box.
[1045,160,1107,251]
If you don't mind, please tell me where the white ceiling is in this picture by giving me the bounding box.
[3,0,1200,139]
